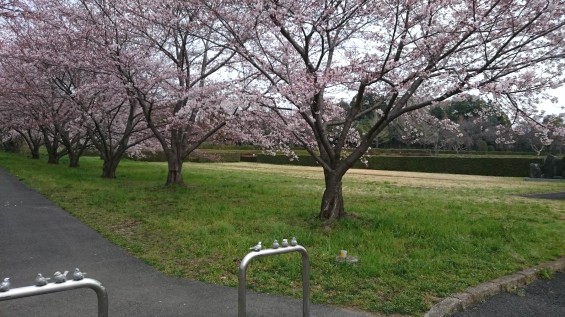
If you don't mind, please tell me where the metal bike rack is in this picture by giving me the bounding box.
[0,278,108,317]
[238,242,310,317]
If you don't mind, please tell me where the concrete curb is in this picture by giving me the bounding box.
[424,257,565,317]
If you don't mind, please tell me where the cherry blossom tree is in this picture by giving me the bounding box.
[203,0,565,220]
[0,1,21,17]
[117,0,241,186]
[398,107,464,154]
[513,112,565,156]
[544,114,565,154]
[0,66,41,158]
[0,56,63,161]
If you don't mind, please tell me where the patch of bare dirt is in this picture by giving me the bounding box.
[110,219,141,237]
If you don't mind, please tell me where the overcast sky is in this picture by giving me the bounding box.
[539,87,565,114]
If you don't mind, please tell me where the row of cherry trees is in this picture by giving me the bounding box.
[1,0,565,220]
[0,0,244,182]
[391,96,565,155]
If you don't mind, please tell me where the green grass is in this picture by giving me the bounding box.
[1,152,564,315]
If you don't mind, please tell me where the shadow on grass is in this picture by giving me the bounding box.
[520,192,565,200]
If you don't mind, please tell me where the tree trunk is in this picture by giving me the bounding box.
[319,170,345,220]
[30,146,40,159]
[42,130,64,164]
[165,155,184,186]
[102,158,119,178]
[60,132,90,168]
[47,151,60,164]
[68,151,80,168]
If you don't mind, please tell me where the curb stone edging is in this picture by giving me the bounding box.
[424,257,565,317]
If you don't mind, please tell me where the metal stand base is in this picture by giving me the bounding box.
[0,278,108,317]
[238,244,310,317]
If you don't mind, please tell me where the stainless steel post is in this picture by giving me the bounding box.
[238,245,310,317]
[0,278,108,317]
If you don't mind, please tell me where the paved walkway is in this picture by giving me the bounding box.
[452,272,565,317]
[0,168,373,317]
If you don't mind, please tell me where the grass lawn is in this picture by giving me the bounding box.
[1,152,564,316]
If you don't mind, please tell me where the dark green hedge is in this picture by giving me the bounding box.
[364,156,544,177]
[257,154,545,177]
[240,154,258,162]
[367,148,537,156]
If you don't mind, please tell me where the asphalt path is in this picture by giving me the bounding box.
[452,271,565,317]
[0,168,373,317]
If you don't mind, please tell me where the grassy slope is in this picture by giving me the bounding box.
[0,152,564,315]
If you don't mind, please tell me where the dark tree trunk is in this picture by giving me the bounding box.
[26,142,40,159]
[69,152,80,168]
[60,132,90,168]
[26,136,41,159]
[91,132,128,179]
[46,147,68,164]
[30,148,40,159]
[319,170,345,220]
[47,150,60,164]
[65,140,90,168]
[47,156,57,164]
[163,129,186,186]
[102,158,119,178]
[41,129,66,164]
[165,154,184,186]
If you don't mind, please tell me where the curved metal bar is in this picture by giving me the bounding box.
[0,278,108,317]
[238,245,310,317]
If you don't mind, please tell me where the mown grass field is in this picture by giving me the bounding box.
[1,152,564,316]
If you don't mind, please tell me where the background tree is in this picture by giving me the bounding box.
[3,0,152,176]
[0,56,67,162]
[513,112,565,156]
[541,114,565,154]
[398,107,464,154]
[427,96,513,152]
[118,0,240,186]
[0,61,43,158]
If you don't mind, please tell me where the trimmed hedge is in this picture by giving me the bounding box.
[128,151,167,162]
[367,148,537,156]
[364,156,544,177]
[188,151,240,163]
[240,154,258,162]
[257,154,545,177]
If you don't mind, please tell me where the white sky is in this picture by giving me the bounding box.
[539,86,565,114]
